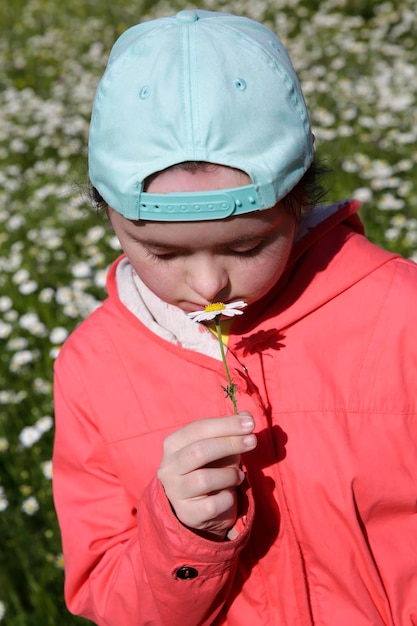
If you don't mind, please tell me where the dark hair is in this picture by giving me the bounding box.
[281,158,330,219]
[89,158,330,220]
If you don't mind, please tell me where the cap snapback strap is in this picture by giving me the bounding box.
[122,184,276,221]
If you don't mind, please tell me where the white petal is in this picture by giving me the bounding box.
[187,310,203,320]
[225,300,247,310]
[222,309,244,317]
[187,310,217,322]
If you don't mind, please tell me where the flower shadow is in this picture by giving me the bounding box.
[234,328,286,355]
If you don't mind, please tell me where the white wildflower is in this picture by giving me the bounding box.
[71,261,91,278]
[187,301,247,323]
[108,235,123,250]
[19,426,42,447]
[19,280,38,295]
[0,486,8,512]
[7,337,28,350]
[12,268,30,285]
[4,310,18,322]
[85,225,106,244]
[378,194,405,211]
[49,327,68,344]
[7,215,25,230]
[188,301,247,414]
[0,497,7,513]
[10,349,38,372]
[33,378,52,394]
[41,460,53,480]
[0,321,12,339]
[22,496,39,515]
[0,390,27,404]
[0,296,12,312]
[353,188,373,203]
[54,553,65,570]
[38,287,55,303]
[94,268,108,289]
[56,286,72,305]
[49,346,61,359]
[19,312,47,337]
[19,312,40,330]
[35,416,53,433]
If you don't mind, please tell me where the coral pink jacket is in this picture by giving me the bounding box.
[53,201,417,625]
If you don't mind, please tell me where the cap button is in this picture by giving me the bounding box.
[176,10,199,23]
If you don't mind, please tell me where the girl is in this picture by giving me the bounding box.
[53,10,417,625]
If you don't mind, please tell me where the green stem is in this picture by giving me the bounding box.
[214,315,238,414]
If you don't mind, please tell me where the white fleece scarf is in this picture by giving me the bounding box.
[116,257,223,360]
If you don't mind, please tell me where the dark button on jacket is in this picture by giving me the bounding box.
[175,566,198,580]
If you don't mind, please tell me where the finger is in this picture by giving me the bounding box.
[174,487,238,532]
[163,412,255,455]
[174,433,256,475]
[171,466,245,500]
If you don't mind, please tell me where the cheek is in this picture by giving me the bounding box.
[129,258,181,301]
[246,265,280,295]
[240,244,293,298]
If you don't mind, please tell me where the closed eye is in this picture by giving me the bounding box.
[228,238,267,257]
[143,249,184,262]
[142,240,269,262]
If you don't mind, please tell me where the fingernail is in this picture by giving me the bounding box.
[243,434,257,449]
[240,416,254,431]
[240,417,254,431]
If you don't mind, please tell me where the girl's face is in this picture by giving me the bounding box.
[109,165,297,312]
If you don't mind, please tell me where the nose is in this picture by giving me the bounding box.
[186,255,229,303]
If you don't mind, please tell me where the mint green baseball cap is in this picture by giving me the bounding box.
[88,9,314,221]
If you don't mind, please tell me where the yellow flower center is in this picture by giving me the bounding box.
[204,302,226,313]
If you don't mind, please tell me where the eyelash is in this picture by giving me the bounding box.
[143,250,177,263]
[143,241,267,262]
[234,244,264,258]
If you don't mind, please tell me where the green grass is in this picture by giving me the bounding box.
[0,0,416,623]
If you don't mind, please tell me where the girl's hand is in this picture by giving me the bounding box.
[157,412,256,541]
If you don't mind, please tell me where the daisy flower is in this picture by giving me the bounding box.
[187,301,247,323]
[187,301,247,413]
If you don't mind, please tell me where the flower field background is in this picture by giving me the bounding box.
[0,0,416,623]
